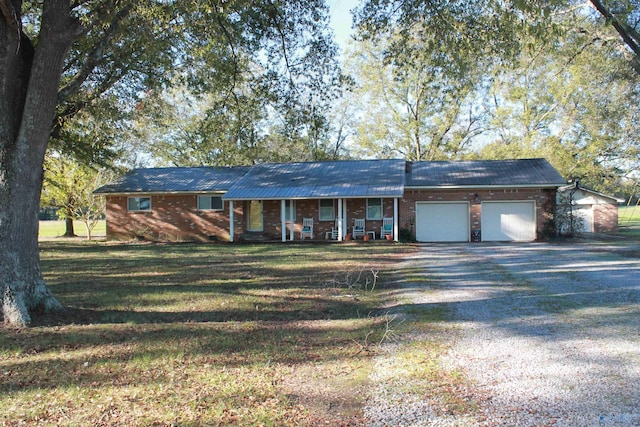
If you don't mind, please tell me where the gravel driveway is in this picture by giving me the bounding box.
[365,242,640,427]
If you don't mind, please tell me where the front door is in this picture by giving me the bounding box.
[248,200,263,231]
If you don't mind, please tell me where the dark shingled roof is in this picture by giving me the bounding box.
[93,166,250,194]
[223,159,407,200]
[405,159,565,188]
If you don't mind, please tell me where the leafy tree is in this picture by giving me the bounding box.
[72,167,113,242]
[129,84,266,167]
[345,36,484,160]
[41,153,113,240]
[126,2,344,167]
[42,95,128,237]
[0,0,338,326]
[475,10,640,193]
[589,0,640,71]
[353,1,640,75]
[352,0,640,191]
[41,154,82,238]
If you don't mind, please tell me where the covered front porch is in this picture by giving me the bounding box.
[227,197,400,242]
[222,159,406,243]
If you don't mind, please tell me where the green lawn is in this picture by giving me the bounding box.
[39,220,106,239]
[619,205,640,227]
[619,205,640,238]
[1,241,445,426]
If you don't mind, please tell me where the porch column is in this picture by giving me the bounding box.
[337,198,343,241]
[229,200,235,243]
[342,199,348,238]
[393,198,399,242]
[281,200,286,242]
[289,200,295,241]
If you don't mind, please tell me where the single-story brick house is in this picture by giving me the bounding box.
[94,158,570,243]
[556,181,624,234]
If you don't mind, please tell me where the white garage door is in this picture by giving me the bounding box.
[482,201,536,242]
[416,202,469,242]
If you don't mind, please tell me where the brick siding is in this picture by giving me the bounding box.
[106,189,557,242]
[105,195,244,242]
[594,203,618,233]
[261,199,395,240]
[400,188,557,241]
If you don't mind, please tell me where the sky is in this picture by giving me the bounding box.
[327,0,360,53]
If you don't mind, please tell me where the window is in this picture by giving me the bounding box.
[128,197,151,211]
[319,199,335,221]
[366,198,382,220]
[198,195,223,211]
[284,200,296,222]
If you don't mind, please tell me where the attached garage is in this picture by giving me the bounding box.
[481,201,536,242]
[416,202,469,242]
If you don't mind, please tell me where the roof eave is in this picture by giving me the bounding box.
[94,190,229,196]
[405,183,566,190]
[558,186,626,203]
[223,194,404,201]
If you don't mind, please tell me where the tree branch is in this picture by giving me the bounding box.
[57,4,132,103]
[589,0,640,57]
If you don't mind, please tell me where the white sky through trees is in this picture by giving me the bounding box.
[328,0,359,54]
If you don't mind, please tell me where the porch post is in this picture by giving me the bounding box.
[337,198,343,241]
[289,200,295,241]
[229,200,235,243]
[281,200,286,242]
[393,198,399,242]
[342,199,348,238]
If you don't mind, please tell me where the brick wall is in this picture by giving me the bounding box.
[106,189,558,242]
[105,195,244,242]
[260,199,395,240]
[594,203,618,233]
[399,188,557,241]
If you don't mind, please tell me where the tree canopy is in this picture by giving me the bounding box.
[0,0,342,326]
[349,0,640,194]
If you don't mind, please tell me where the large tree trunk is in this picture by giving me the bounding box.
[1,0,82,326]
[63,215,76,237]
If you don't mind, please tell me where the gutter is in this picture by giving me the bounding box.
[93,190,228,196]
[405,184,566,190]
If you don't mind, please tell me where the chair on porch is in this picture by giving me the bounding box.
[381,217,393,239]
[329,218,340,240]
[352,218,365,239]
[300,217,314,239]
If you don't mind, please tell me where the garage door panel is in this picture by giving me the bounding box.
[416,202,469,242]
[482,202,536,242]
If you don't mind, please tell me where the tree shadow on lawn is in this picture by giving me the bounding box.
[28,292,381,326]
[40,241,405,292]
[0,318,383,396]
[34,241,408,328]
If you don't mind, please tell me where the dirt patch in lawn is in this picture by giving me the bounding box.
[280,358,371,426]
